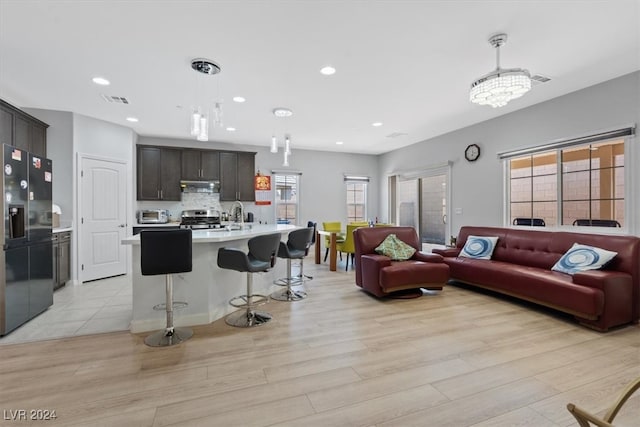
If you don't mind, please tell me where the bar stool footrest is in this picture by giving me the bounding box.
[152,301,188,311]
[229,294,269,309]
[273,277,304,287]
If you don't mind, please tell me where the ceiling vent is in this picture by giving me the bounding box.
[531,74,551,85]
[386,132,408,138]
[101,94,130,104]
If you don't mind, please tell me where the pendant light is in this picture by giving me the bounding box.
[271,108,293,165]
[189,58,221,141]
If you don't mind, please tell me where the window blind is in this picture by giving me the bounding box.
[497,126,635,160]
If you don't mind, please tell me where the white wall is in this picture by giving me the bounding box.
[73,114,136,279]
[137,136,379,226]
[18,110,137,283]
[378,71,640,236]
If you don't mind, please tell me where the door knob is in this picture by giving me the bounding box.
[118,224,126,228]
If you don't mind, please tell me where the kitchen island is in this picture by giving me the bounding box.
[122,224,298,333]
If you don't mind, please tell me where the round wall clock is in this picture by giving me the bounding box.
[465,143,481,162]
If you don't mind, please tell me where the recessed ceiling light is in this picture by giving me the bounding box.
[126,117,139,122]
[336,141,344,145]
[226,127,236,132]
[320,66,336,75]
[232,96,246,103]
[372,122,383,127]
[92,76,110,86]
[273,107,293,117]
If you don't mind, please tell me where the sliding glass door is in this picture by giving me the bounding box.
[420,174,447,245]
[393,166,450,247]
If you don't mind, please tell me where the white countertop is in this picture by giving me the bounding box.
[132,222,181,227]
[53,227,73,233]
[122,223,299,245]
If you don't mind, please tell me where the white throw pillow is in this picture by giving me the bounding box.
[458,235,499,260]
[551,243,617,275]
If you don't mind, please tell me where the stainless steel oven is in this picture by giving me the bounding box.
[179,209,221,229]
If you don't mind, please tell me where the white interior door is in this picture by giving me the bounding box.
[80,156,127,282]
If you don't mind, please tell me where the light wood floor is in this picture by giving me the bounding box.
[1,257,639,427]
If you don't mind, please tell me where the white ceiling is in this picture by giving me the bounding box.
[1,1,638,155]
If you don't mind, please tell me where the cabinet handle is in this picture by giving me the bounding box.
[157,190,160,199]
[160,189,163,199]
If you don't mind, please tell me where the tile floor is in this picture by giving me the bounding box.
[0,274,133,345]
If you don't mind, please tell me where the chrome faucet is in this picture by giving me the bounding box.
[230,201,244,225]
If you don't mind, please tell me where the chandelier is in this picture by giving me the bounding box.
[470,33,531,108]
[189,58,223,141]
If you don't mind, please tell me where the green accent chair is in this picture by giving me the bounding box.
[322,221,345,262]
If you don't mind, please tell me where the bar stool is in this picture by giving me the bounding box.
[297,221,316,282]
[217,233,281,327]
[140,229,193,347]
[272,227,314,301]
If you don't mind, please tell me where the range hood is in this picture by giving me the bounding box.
[180,180,220,193]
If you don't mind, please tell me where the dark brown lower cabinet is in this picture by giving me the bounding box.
[53,231,71,290]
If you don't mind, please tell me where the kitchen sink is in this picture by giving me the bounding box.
[226,223,252,231]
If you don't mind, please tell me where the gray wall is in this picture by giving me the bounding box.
[137,136,379,226]
[379,71,640,236]
[24,108,74,227]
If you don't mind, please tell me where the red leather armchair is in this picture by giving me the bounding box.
[353,226,449,297]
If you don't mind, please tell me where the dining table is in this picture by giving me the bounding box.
[315,224,395,271]
[315,229,343,271]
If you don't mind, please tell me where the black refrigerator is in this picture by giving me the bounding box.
[1,144,53,336]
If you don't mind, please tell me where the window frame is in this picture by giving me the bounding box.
[344,175,369,223]
[500,127,634,231]
[272,172,300,225]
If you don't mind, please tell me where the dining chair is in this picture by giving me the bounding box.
[572,219,622,227]
[321,222,345,262]
[512,217,546,226]
[341,223,364,271]
[567,375,640,426]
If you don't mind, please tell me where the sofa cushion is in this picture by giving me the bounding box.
[379,260,449,292]
[375,234,416,261]
[552,243,617,275]
[443,257,605,318]
[459,235,498,259]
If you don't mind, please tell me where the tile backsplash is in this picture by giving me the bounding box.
[180,192,223,212]
[136,193,268,223]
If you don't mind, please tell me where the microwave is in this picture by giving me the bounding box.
[137,209,169,224]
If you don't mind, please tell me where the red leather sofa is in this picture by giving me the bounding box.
[354,226,449,297]
[433,226,640,331]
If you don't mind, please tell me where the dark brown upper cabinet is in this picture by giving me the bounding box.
[181,149,219,180]
[0,99,48,157]
[219,151,256,201]
[136,145,182,201]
